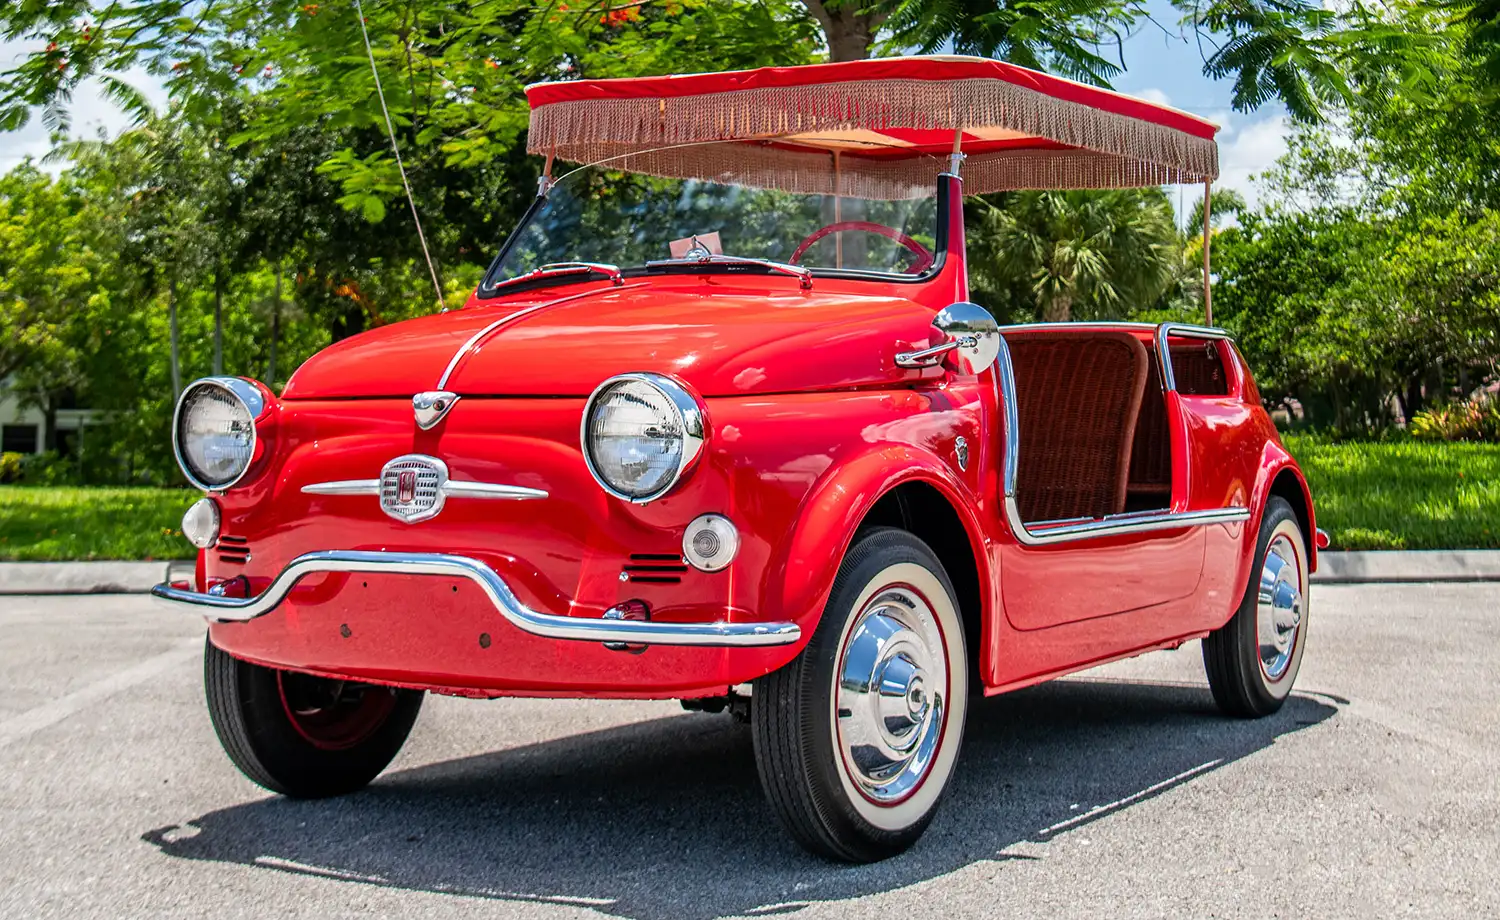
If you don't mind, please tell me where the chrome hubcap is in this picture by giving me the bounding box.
[836,586,947,804]
[1257,533,1304,681]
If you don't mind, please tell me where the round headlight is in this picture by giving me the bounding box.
[582,374,705,503]
[173,378,265,491]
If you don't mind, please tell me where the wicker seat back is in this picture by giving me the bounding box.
[1007,332,1150,523]
[1128,354,1172,497]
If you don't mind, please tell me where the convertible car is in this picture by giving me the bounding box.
[155,55,1320,863]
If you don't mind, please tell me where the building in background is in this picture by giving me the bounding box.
[0,384,97,457]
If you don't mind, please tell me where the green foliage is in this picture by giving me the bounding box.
[0,452,23,484]
[966,188,1180,323]
[1284,434,1500,549]
[1410,397,1500,442]
[0,486,197,561]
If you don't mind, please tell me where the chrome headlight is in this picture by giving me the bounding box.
[582,373,705,503]
[173,377,266,491]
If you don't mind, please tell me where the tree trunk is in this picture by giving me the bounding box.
[800,0,880,61]
[168,276,182,397]
[213,270,224,376]
[269,265,282,383]
[1041,291,1072,323]
[42,393,58,454]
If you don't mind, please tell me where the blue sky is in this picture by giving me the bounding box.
[0,3,1291,218]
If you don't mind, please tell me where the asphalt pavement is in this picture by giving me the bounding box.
[1,584,1496,919]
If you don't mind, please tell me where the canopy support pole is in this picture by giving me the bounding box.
[833,151,843,269]
[1202,179,1213,326]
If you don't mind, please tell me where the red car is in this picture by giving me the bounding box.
[156,56,1320,862]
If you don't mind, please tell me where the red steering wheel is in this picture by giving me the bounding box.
[788,221,935,274]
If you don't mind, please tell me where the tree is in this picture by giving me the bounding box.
[0,163,124,452]
[967,188,1179,323]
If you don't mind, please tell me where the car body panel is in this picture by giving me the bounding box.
[181,177,1312,702]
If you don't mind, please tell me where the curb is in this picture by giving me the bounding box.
[1312,550,1500,584]
[2,551,1498,594]
[0,561,195,595]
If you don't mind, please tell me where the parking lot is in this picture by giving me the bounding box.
[1,582,1497,919]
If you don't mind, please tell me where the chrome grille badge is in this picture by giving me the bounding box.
[380,454,448,523]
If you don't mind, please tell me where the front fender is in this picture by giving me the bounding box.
[767,442,990,632]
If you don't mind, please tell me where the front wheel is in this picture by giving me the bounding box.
[204,638,424,798]
[752,528,969,862]
[1203,496,1310,717]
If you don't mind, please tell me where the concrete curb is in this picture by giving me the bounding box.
[0,561,195,595]
[2,551,1497,594]
[1312,550,1500,584]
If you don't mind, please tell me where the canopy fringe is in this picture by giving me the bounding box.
[529,76,1218,195]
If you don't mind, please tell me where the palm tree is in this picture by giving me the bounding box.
[967,188,1180,323]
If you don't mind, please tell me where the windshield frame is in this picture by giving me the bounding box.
[476,170,954,300]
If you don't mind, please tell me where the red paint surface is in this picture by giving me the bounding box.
[206,178,1310,699]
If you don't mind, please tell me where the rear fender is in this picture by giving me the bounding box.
[1229,442,1317,610]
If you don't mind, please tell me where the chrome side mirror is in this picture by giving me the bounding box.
[895,302,1001,374]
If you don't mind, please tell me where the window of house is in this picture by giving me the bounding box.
[2,424,40,454]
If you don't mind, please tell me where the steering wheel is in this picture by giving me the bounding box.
[788,221,935,274]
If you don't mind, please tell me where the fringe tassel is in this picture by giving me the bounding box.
[529,77,1219,193]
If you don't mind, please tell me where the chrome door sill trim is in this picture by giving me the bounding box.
[150,550,800,647]
[1008,500,1250,546]
[302,479,548,501]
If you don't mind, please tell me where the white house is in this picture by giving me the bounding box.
[0,386,98,456]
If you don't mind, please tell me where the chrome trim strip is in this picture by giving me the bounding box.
[301,479,381,495]
[994,331,1250,546]
[441,481,549,500]
[300,477,547,501]
[150,549,800,646]
[1155,322,1232,393]
[435,283,651,389]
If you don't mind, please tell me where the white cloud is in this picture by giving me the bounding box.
[1134,87,1175,108]
[1213,109,1292,208]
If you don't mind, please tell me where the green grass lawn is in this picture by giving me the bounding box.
[1,437,1497,559]
[0,486,198,561]
[1283,434,1500,550]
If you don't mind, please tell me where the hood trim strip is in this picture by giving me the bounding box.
[435,282,651,390]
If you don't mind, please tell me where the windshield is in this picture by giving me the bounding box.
[482,147,943,293]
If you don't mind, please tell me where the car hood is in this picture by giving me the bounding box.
[282,279,940,399]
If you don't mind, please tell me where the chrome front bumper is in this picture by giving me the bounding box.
[150,549,801,648]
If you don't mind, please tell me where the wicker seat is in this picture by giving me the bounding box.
[1007,332,1150,523]
[1128,353,1172,503]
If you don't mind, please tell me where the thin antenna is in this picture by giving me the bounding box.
[353,0,445,311]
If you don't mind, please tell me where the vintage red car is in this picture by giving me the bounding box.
[155,55,1320,862]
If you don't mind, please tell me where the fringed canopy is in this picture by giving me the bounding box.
[526,56,1219,199]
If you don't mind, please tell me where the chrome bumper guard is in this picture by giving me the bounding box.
[150,550,801,648]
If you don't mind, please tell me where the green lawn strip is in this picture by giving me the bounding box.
[0,486,198,561]
[3,438,1497,559]
[1283,435,1500,550]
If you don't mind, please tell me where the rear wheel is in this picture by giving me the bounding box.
[204,638,423,797]
[1203,496,1309,717]
[752,528,968,862]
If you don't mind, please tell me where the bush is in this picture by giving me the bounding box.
[1410,396,1500,443]
[0,452,23,483]
[19,451,82,485]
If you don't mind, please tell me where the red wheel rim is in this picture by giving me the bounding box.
[276,672,397,751]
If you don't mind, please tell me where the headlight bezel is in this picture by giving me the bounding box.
[581,373,706,504]
[172,376,268,492]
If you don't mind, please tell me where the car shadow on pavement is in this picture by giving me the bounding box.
[142,677,1337,920]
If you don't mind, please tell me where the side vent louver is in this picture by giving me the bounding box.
[217,535,251,566]
[622,553,688,584]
